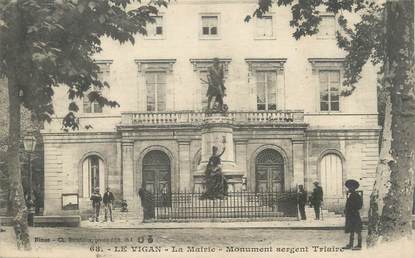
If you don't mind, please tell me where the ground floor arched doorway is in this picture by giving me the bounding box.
[255,149,285,192]
[142,150,171,194]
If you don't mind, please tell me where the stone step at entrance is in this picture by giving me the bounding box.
[304,207,343,220]
[154,210,285,219]
[111,208,140,222]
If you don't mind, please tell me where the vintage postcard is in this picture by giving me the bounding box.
[0,0,414,257]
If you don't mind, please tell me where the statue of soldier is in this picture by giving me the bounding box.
[205,58,226,112]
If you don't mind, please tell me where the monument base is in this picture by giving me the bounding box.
[194,112,244,192]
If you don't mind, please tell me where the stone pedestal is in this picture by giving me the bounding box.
[196,113,243,191]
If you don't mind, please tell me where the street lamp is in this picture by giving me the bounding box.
[23,133,37,201]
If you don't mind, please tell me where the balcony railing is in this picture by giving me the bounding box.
[121,110,304,126]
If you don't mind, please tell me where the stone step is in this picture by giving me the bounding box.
[154,211,285,219]
[112,209,140,220]
[304,208,343,219]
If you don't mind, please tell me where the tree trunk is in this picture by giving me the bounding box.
[367,0,414,246]
[367,94,393,247]
[7,75,31,250]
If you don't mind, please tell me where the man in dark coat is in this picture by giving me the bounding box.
[311,181,323,220]
[343,179,363,250]
[297,185,307,220]
[90,187,102,222]
[103,187,115,222]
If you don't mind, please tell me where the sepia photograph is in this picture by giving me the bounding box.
[0,0,414,257]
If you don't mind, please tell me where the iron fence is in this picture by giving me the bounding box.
[139,189,298,221]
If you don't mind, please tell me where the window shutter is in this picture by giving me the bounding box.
[276,69,285,110]
[267,72,277,110]
[83,97,91,113]
[265,17,273,37]
[248,71,256,110]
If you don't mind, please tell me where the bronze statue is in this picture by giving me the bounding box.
[200,145,228,199]
[203,58,227,112]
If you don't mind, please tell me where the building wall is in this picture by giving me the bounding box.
[41,0,380,217]
[305,130,379,214]
[42,133,120,216]
[44,1,378,133]
[42,127,378,216]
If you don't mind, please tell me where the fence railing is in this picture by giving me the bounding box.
[121,110,304,126]
[139,189,298,221]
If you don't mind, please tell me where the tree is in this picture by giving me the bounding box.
[0,0,168,250]
[249,0,414,246]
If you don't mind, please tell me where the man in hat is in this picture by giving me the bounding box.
[90,187,102,222]
[343,179,363,250]
[297,185,307,220]
[310,181,323,220]
[103,187,115,222]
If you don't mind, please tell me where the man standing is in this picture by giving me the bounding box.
[343,179,363,250]
[103,187,115,222]
[311,181,323,220]
[297,185,307,220]
[90,187,102,222]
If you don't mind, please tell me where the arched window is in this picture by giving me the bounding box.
[82,155,105,197]
[320,153,343,196]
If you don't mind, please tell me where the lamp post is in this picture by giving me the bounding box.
[23,133,37,201]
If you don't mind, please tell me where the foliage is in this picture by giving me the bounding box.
[0,0,169,129]
[0,0,168,250]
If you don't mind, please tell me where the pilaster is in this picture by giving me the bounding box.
[178,140,192,191]
[121,141,143,221]
[292,140,305,189]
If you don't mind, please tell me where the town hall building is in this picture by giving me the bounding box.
[41,0,380,220]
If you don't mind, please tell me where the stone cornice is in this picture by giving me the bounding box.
[308,58,344,72]
[189,58,232,71]
[245,58,287,72]
[308,58,344,64]
[134,58,176,72]
[94,59,113,64]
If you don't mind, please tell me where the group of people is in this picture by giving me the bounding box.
[90,187,115,222]
[296,181,323,221]
[297,179,363,250]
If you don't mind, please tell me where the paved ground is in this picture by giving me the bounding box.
[0,226,414,258]
[80,217,345,229]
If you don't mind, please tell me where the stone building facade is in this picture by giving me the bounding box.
[41,0,380,218]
